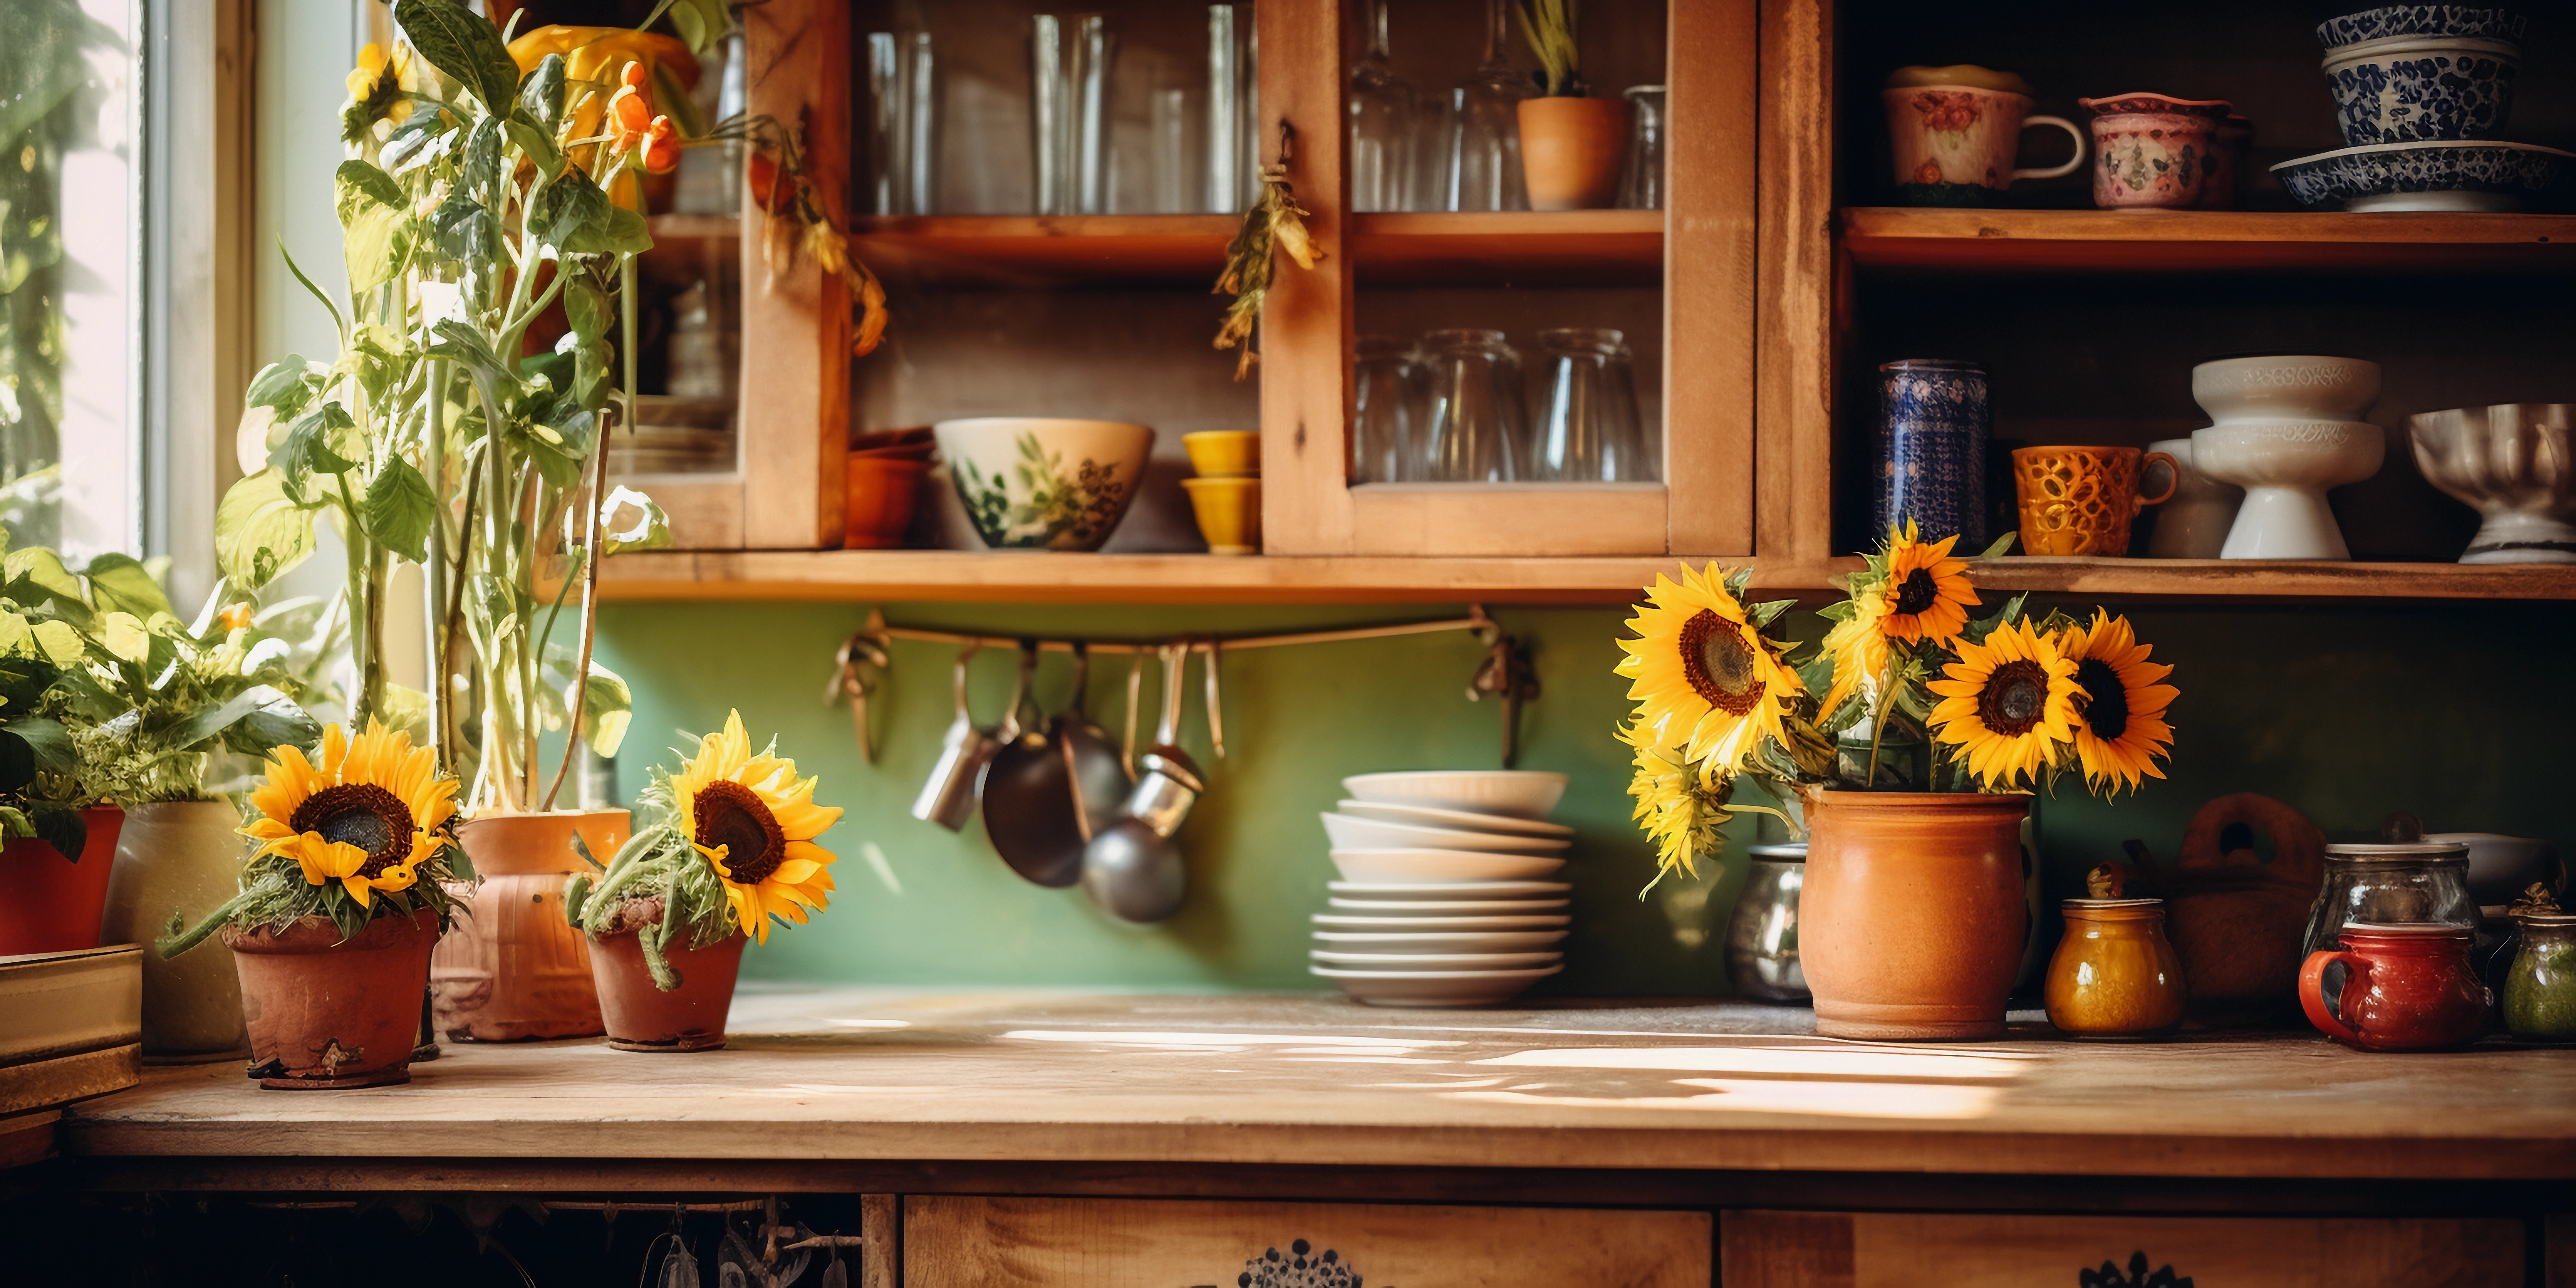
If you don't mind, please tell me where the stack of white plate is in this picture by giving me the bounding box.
[1311,771,1572,1007]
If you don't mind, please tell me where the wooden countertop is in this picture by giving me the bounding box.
[60,990,2576,1183]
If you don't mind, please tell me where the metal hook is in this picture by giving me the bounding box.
[1202,638,1225,763]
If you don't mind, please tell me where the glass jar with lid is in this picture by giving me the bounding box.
[2046,898,2187,1039]
[2298,839,2479,960]
[2503,911,2576,1042]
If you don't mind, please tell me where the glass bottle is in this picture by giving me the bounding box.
[1532,327,1650,481]
[1619,85,1667,210]
[2046,898,2187,1039]
[2503,912,2576,1041]
[1418,329,1526,482]
[1353,335,1426,483]
[2299,840,2481,960]
[1446,0,1533,212]
[1347,0,1414,213]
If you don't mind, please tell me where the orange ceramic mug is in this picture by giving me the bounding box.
[2011,445,2177,556]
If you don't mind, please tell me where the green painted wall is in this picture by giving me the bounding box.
[596,597,2574,994]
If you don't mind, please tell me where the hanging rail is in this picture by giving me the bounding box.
[851,604,1498,654]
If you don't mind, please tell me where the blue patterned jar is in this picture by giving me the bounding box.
[1877,359,1990,546]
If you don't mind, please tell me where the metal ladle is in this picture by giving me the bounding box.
[1080,641,1199,924]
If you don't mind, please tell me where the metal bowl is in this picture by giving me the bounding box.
[2405,403,2576,563]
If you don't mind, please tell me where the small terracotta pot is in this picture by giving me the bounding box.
[1517,97,1629,210]
[432,810,628,1041]
[0,807,127,956]
[99,801,250,1061]
[1801,791,2032,1041]
[845,455,930,549]
[2300,922,2490,1052]
[587,903,745,1052]
[225,906,441,1089]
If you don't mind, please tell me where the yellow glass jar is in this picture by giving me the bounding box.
[2045,898,2186,1039]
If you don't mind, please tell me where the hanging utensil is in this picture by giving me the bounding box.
[1120,646,1146,777]
[982,642,1125,887]
[1202,637,1225,763]
[1059,643,1132,843]
[825,629,891,764]
[1080,641,1198,924]
[1467,630,1540,768]
[910,642,1021,830]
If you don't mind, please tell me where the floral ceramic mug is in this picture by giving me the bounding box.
[2080,93,2235,209]
[1883,66,2085,206]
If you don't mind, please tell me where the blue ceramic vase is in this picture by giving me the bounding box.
[1877,359,1989,546]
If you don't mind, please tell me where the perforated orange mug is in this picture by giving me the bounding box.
[2012,445,2177,557]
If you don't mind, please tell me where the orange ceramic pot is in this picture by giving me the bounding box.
[2044,898,2186,1039]
[587,900,745,1052]
[1802,791,2032,1040]
[432,810,628,1041]
[1517,97,1629,210]
[846,455,931,548]
[0,807,126,956]
[226,906,441,1089]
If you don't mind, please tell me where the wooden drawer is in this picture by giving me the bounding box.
[1723,1210,2524,1287]
[902,1196,1711,1287]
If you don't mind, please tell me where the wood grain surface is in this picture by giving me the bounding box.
[56,991,2576,1181]
[1841,208,2576,274]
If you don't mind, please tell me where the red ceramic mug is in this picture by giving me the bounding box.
[2298,922,2490,1051]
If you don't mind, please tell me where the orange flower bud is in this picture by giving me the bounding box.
[607,84,650,144]
[620,60,650,91]
[216,603,257,634]
[643,118,680,174]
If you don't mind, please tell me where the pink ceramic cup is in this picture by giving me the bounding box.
[1883,83,2086,205]
[2080,93,2235,210]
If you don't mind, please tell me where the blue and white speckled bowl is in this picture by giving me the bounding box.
[2316,5,2527,49]
[2324,35,2520,145]
[2271,139,2573,211]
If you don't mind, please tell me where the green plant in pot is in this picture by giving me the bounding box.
[1513,0,1626,210]
[1618,522,2181,1039]
[565,711,841,1052]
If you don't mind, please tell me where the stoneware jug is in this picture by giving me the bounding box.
[2299,922,2490,1051]
[99,801,249,1061]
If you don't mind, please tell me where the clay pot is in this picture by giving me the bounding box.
[2300,922,2490,1052]
[99,802,250,1061]
[2132,793,2327,1026]
[431,810,628,1041]
[1517,97,1629,210]
[1801,791,2031,1041]
[0,807,127,956]
[587,901,745,1052]
[225,906,441,1089]
[845,455,930,549]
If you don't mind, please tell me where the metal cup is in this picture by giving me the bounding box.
[911,644,1021,830]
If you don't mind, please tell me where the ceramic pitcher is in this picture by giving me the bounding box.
[2299,922,2490,1051]
[1882,66,2084,206]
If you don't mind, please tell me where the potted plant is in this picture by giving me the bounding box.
[0,587,101,957]
[1513,0,1627,209]
[1617,523,2181,1039]
[564,711,841,1052]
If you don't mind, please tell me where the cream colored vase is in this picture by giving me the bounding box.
[431,810,628,1041]
[99,800,251,1062]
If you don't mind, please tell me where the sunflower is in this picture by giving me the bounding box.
[341,42,411,143]
[2055,611,2178,796]
[1618,718,1728,883]
[242,720,458,907]
[1927,618,2082,790]
[1616,564,1803,774]
[1817,586,1893,720]
[1880,519,1979,645]
[668,711,841,943]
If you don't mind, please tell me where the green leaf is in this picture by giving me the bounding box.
[278,239,345,340]
[3,547,88,621]
[0,717,67,778]
[517,53,567,132]
[244,356,325,414]
[597,486,671,556]
[662,0,728,54]
[27,619,82,665]
[1977,531,2020,559]
[428,319,512,384]
[431,192,496,262]
[576,662,632,757]
[30,807,85,862]
[335,161,412,291]
[215,469,321,589]
[395,0,521,115]
[503,116,561,178]
[1748,598,1796,630]
[361,457,438,563]
[80,553,174,620]
[649,59,706,138]
[274,402,361,477]
[530,166,614,253]
[561,273,610,342]
[0,728,31,795]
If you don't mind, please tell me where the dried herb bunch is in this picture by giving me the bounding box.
[1213,147,1321,380]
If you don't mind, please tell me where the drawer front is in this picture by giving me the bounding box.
[904,1196,1711,1288]
[1724,1210,2524,1288]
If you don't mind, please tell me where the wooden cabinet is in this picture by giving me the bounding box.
[901,1196,1712,1287]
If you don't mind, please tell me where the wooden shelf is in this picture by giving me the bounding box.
[1351,210,1665,286]
[1840,208,2576,274]
[596,549,2576,605]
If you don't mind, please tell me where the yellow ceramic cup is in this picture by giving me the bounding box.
[1182,477,1261,556]
[2012,444,2178,557]
[1183,430,1261,478]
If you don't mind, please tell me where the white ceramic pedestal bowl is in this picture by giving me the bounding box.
[2192,421,2386,560]
[2191,355,2382,423]
[2406,403,2576,564]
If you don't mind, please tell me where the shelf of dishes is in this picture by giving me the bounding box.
[1839,209,2576,274]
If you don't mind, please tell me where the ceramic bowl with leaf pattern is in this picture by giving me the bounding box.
[932,418,1156,551]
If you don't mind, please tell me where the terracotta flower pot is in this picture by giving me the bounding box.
[1517,96,1629,210]
[432,810,628,1041]
[0,807,126,956]
[1801,791,2032,1041]
[587,900,745,1052]
[225,905,441,1089]
[99,801,250,1062]
[845,455,931,548]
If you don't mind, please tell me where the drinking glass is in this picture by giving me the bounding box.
[1347,0,1414,213]
[1031,15,1115,215]
[1205,3,1258,213]
[1446,0,1532,212]
[867,31,937,215]
[1150,87,1196,214]
[1532,328,1652,481]
[1419,329,1526,482]
[1410,88,1454,215]
[1354,335,1426,483]
[1619,85,1666,210]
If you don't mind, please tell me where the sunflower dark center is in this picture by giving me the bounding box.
[696,779,787,885]
[1892,567,1941,616]
[288,783,413,877]
[2072,657,2129,741]
[1678,609,1765,717]
[1978,660,2050,737]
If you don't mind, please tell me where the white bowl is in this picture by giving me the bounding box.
[1334,799,1574,838]
[1312,930,1568,951]
[1340,771,1568,820]
[1312,963,1563,1007]
[1311,949,1562,970]
[1330,849,1566,883]
[932,417,1156,551]
[1319,813,1571,854]
[1328,880,1571,898]
[2191,420,2387,560]
[1325,899,1568,915]
[2190,355,2381,423]
[1313,913,1571,930]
